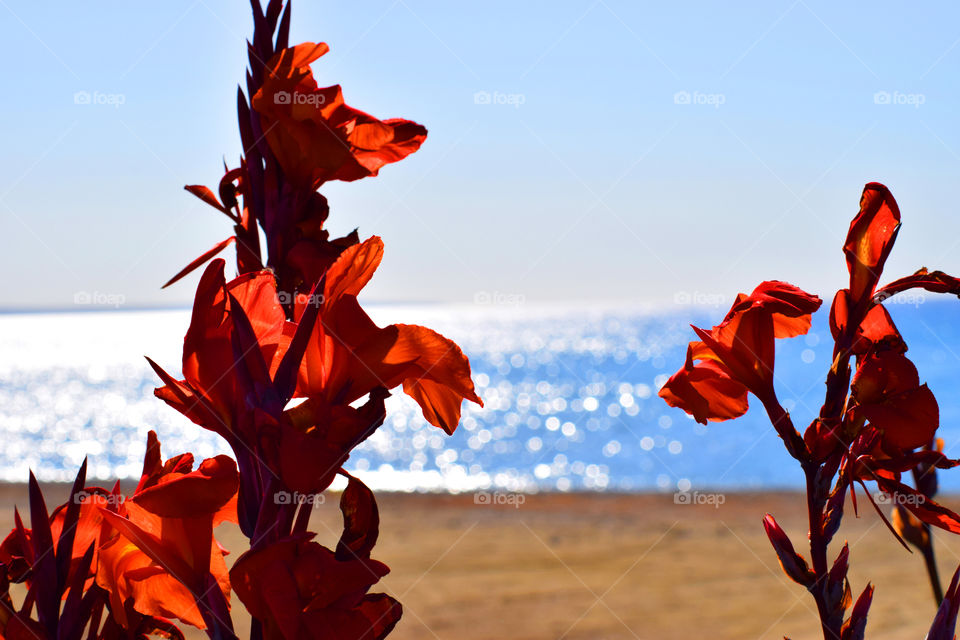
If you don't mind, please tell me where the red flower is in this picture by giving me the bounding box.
[658,344,749,424]
[150,259,291,441]
[279,236,483,493]
[96,431,238,632]
[291,236,483,433]
[251,43,428,189]
[843,182,901,307]
[152,237,482,495]
[231,538,399,640]
[230,475,400,640]
[0,469,111,640]
[830,297,905,355]
[829,185,960,354]
[660,281,821,424]
[849,351,939,454]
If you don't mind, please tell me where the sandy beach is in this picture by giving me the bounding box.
[2,486,957,639]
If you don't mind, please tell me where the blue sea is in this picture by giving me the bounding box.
[2,299,959,493]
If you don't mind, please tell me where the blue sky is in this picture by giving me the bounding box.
[2,1,960,309]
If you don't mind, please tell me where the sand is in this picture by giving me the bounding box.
[1,485,957,640]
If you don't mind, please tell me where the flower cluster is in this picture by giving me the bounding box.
[0,433,237,638]
[661,183,960,639]
[165,4,430,308]
[0,2,479,639]
[151,238,480,531]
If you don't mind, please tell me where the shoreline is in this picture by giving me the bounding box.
[0,488,957,638]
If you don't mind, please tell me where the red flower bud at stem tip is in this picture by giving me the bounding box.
[840,583,873,640]
[927,565,960,640]
[763,514,815,587]
[825,543,849,609]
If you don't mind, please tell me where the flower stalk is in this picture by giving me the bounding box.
[661,182,960,639]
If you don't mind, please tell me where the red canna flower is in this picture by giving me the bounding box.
[828,185,960,360]
[152,236,482,496]
[230,474,400,640]
[843,182,901,308]
[149,259,292,443]
[0,458,199,640]
[657,346,749,424]
[96,431,238,633]
[291,236,483,433]
[659,280,821,424]
[849,351,939,454]
[0,465,109,640]
[251,43,428,190]
[661,170,960,638]
[0,478,108,591]
[275,236,484,493]
[230,537,399,640]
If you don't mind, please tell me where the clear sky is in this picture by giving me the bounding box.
[2,1,960,309]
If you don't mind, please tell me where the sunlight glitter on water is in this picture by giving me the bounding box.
[2,302,958,491]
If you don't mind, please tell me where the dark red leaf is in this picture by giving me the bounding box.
[28,472,58,636]
[184,184,229,214]
[928,564,960,640]
[162,236,236,289]
[55,458,87,593]
[272,279,322,405]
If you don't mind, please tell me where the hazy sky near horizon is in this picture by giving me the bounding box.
[3,1,960,309]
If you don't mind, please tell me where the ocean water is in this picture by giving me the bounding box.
[1,300,959,493]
